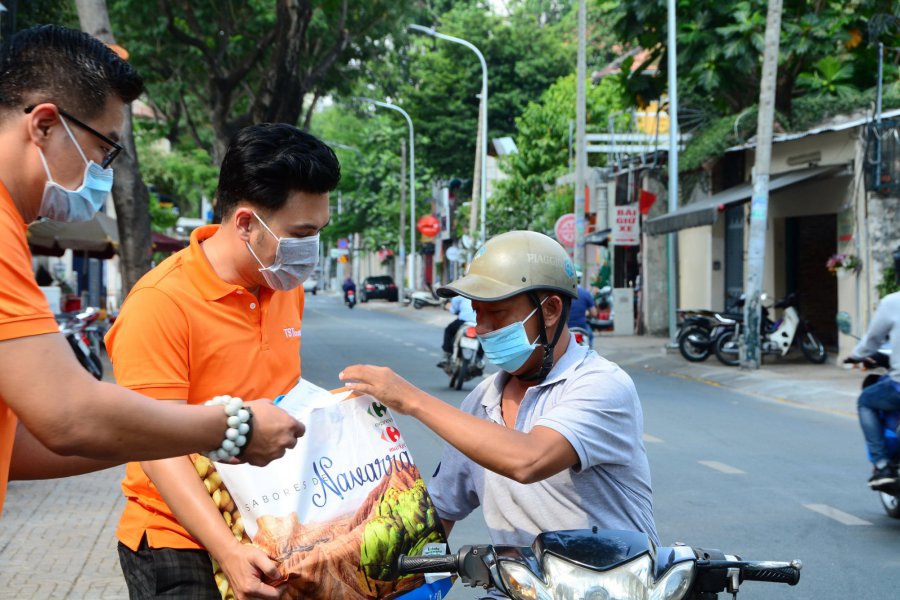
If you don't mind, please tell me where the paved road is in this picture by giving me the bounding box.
[1,292,896,598]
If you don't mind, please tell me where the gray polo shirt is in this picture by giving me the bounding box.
[428,335,658,548]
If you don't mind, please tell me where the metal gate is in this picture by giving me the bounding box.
[724,205,744,311]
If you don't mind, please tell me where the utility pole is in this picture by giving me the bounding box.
[666,0,680,345]
[468,100,484,259]
[741,0,783,369]
[573,0,587,271]
[398,139,407,304]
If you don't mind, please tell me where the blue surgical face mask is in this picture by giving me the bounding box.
[37,115,113,222]
[477,299,546,373]
[246,211,319,291]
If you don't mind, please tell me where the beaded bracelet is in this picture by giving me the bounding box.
[204,395,253,461]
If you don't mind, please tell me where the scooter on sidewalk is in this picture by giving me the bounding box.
[399,528,801,599]
[410,288,445,309]
[847,350,900,518]
[714,293,826,366]
[57,308,104,380]
[441,321,483,391]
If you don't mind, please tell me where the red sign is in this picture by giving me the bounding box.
[554,213,576,247]
[416,215,441,237]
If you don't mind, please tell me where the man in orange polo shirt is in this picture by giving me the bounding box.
[107,123,339,599]
[0,26,305,518]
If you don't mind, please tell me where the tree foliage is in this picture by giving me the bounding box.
[399,2,576,180]
[610,0,897,118]
[489,74,627,234]
[311,104,434,255]
[111,1,419,162]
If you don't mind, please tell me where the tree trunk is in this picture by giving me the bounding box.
[75,0,153,298]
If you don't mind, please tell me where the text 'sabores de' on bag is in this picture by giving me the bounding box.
[190,380,453,600]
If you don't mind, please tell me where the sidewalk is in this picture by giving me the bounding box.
[357,297,861,418]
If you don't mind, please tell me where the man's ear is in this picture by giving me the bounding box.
[25,104,60,148]
[542,294,564,328]
[232,207,254,242]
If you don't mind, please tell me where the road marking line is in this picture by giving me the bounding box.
[803,503,871,526]
[643,434,663,444]
[698,460,745,475]
[404,342,414,347]
[430,353,440,358]
[416,347,428,352]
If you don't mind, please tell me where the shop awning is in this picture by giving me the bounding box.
[27,212,119,259]
[644,165,842,235]
[585,228,611,246]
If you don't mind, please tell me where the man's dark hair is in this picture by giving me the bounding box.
[215,123,341,220]
[0,25,143,120]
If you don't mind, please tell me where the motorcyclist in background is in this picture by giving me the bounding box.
[567,269,598,348]
[437,295,477,369]
[845,245,900,489]
[342,276,356,305]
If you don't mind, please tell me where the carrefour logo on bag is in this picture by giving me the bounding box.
[381,426,401,443]
[367,401,388,418]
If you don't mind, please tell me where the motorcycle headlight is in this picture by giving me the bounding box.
[543,553,651,600]
[499,553,694,600]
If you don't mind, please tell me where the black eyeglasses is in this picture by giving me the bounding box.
[25,105,123,168]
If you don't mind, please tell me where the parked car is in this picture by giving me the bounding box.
[360,275,398,302]
[302,276,319,295]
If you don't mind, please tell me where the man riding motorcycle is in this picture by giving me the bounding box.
[846,245,900,488]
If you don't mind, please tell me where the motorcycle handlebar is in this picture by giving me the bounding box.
[700,559,802,586]
[397,553,458,574]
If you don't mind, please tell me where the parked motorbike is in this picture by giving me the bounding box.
[677,310,739,363]
[847,350,900,519]
[345,289,356,309]
[410,288,445,309]
[570,326,592,348]
[442,321,483,391]
[714,293,826,366]
[398,528,801,600]
[675,297,745,362]
[57,307,104,380]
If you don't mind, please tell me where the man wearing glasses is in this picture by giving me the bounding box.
[0,25,305,519]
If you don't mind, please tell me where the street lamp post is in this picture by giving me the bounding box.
[409,23,488,248]
[356,97,417,297]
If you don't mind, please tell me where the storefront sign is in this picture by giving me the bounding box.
[613,204,641,246]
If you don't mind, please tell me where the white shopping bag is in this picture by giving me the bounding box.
[213,380,452,600]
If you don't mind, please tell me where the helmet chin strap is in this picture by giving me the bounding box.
[518,291,570,382]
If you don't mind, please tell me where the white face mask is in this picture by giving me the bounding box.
[37,115,113,222]
[246,211,319,291]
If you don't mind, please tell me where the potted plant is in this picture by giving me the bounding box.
[826,253,862,277]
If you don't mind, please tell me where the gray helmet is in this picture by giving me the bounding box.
[437,231,578,301]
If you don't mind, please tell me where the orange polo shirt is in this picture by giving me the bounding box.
[0,182,60,516]
[107,225,304,550]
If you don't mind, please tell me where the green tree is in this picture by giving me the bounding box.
[311,104,434,256]
[400,2,576,180]
[111,1,419,162]
[610,0,893,117]
[490,74,627,233]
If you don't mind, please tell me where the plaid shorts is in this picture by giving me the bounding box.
[118,535,219,599]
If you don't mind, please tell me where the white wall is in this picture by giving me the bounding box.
[677,225,712,309]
